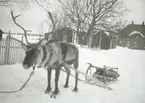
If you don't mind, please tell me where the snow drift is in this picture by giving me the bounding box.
[0,46,145,103]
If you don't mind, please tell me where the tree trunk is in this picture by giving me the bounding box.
[76,22,81,44]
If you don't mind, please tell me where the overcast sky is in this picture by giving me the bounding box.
[123,0,145,23]
[0,0,145,33]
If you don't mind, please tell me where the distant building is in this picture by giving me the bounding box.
[118,21,145,50]
[91,31,111,50]
[78,31,88,46]
[48,28,73,43]
[109,32,119,49]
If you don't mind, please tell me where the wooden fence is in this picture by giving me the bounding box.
[0,35,25,65]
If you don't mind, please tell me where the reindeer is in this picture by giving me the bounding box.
[10,10,79,98]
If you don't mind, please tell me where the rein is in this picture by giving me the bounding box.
[0,43,115,94]
[0,65,36,93]
[0,45,59,94]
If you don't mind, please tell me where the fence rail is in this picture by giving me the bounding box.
[0,31,73,65]
[0,35,25,65]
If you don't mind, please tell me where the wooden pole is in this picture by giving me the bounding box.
[110,36,113,49]
[4,30,11,64]
[99,31,102,49]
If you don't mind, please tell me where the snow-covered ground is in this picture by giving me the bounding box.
[0,46,145,103]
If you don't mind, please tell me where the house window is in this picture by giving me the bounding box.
[126,40,130,47]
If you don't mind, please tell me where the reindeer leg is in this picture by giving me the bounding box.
[73,61,78,92]
[63,67,70,88]
[50,67,61,98]
[45,68,52,94]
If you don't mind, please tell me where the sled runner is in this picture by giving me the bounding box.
[86,63,120,85]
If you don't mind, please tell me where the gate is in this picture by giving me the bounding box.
[0,35,25,65]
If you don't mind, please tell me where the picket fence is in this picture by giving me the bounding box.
[0,35,25,65]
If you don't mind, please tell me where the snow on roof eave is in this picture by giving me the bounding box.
[128,31,145,37]
[105,32,110,36]
[92,31,110,37]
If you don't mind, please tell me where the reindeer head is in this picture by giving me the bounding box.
[22,43,41,69]
[10,10,55,70]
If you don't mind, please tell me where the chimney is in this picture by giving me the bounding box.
[132,21,134,25]
[142,21,144,25]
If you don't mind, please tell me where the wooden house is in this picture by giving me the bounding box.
[118,21,145,50]
[91,31,111,49]
[46,28,73,43]
[78,31,88,46]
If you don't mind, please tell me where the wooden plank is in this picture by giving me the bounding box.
[8,37,25,64]
[0,39,6,65]
[1,32,38,65]
[6,32,11,64]
[0,47,6,65]
[4,36,9,64]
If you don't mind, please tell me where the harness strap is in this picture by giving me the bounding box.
[44,44,54,67]
[61,43,68,60]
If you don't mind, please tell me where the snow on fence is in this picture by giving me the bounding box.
[0,35,25,65]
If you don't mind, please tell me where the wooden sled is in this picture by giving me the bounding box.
[86,63,120,85]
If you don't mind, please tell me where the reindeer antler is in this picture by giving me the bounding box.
[37,12,55,46]
[11,10,30,45]
[48,12,55,33]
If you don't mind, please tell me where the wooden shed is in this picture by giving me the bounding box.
[51,28,73,43]
[91,31,111,49]
[78,31,88,46]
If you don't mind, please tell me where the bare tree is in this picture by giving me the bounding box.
[58,0,92,43]
[52,10,72,30]
[58,0,128,45]
[34,0,52,12]
[85,0,127,34]
[34,0,72,42]
[34,0,56,33]
[35,0,70,29]
[0,0,32,9]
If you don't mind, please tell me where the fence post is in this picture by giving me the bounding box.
[4,30,11,64]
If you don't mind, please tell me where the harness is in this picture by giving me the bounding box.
[44,44,54,67]
[61,43,68,60]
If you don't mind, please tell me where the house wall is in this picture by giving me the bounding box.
[91,32,111,49]
[118,34,145,50]
[91,34,99,48]
[109,34,119,49]
[78,32,87,45]
[52,28,73,43]
[117,21,145,50]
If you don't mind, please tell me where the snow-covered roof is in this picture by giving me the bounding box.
[128,31,145,37]
[92,31,110,37]
[105,32,110,36]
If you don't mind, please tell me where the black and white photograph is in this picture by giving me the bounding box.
[0,0,145,103]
